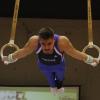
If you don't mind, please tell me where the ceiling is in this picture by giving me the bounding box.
[0,0,100,19]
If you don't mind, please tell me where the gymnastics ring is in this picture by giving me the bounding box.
[0,40,19,59]
[83,43,100,66]
[0,0,20,60]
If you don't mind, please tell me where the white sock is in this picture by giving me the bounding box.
[50,87,57,95]
[57,87,64,94]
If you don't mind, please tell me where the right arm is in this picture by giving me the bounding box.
[12,35,38,60]
[2,35,39,63]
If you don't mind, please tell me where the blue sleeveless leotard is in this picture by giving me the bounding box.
[35,34,66,87]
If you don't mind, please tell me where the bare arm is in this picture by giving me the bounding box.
[12,35,38,60]
[58,36,89,62]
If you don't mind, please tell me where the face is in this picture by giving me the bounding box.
[39,38,55,54]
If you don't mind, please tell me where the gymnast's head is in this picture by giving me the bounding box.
[38,27,55,53]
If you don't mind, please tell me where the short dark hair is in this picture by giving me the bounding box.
[38,27,54,40]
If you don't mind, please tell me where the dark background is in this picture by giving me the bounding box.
[0,0,100,19]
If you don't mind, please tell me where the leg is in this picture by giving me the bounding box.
[54,68,65,94]
[37,62,56,87]
[41,71,58,95]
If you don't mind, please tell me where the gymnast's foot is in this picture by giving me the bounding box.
[50,87,57,95]
[57,87,64,94]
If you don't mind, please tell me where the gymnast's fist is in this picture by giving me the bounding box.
[1,54,17,65]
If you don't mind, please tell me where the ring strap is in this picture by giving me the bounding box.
[10,0,20,43]
[88,0,93,45]
[0,0,20,59]
[82,0,100,58]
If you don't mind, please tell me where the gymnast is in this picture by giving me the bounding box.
[1,27,99,95]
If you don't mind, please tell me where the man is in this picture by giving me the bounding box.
[2,27,99,95]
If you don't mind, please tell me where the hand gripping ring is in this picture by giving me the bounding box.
[83,44,100,67]
[0,43,19,59]
[83,44,100,60]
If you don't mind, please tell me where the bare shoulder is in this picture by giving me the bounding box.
[58,35,72,52]
[24,35,39,51]
[58,36,70,45]
[29,35,39,41]
[28,35,39,44]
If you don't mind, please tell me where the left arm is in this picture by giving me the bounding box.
[58,36,99,65]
